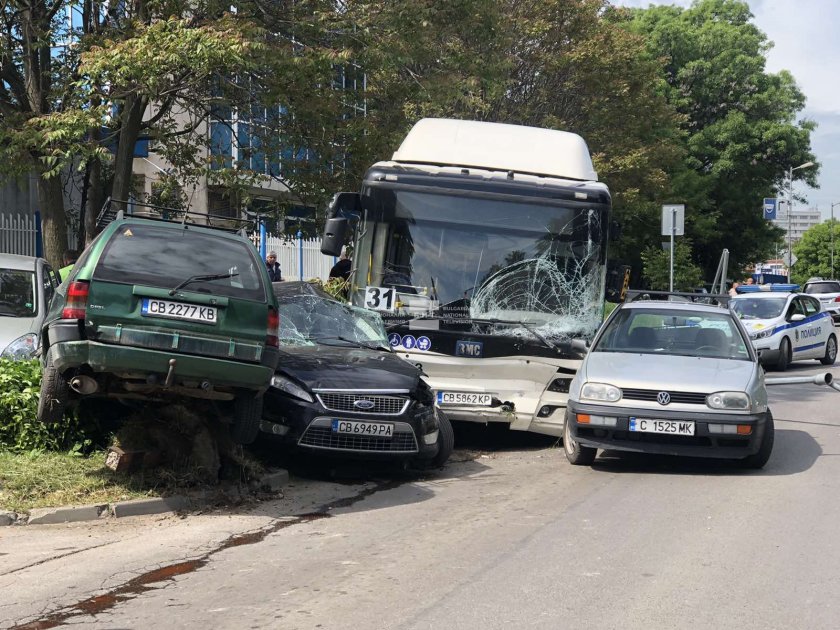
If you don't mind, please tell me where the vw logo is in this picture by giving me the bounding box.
[656,391,671,406]
[354,399,376,410]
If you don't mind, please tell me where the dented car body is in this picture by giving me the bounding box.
[261,282,452,467]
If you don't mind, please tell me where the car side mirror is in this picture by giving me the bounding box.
[321,217,349,256]
[790,313,806,322]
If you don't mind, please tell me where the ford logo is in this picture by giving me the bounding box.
[354,400,376,410]
[657,391,671,406]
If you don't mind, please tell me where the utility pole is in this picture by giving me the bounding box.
[832,202,839,279]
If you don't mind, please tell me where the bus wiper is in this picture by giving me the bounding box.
[472,317,561,353]
[170,272,239,295]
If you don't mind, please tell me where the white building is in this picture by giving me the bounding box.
[773,202,822,247]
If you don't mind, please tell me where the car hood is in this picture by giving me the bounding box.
[583,352,756,392]
[0,316,39,350]
[738,318,779,333]
[277,345,422,391]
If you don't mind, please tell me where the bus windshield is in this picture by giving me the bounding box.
[359,188,608,337]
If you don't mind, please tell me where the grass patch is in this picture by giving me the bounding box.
[0,450,167,513]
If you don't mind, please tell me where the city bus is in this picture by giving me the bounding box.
[321,118,612,436]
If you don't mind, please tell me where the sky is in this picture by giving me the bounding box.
[617,0,840,221]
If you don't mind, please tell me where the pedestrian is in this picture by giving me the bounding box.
[265,251,282,282]
[745,277,755,285]
[329,248,352,282]
[729,281,740,297]
[59,249,78,281]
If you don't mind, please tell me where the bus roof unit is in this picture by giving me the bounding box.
[391,118,599,182]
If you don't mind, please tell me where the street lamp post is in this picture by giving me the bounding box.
[786,161,815,275]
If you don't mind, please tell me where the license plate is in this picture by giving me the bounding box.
[629,417,695,436]
[437,391,493,406]
[331,420,393,437]
[141,299,217,324]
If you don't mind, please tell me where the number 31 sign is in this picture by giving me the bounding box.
[364,286,397,311]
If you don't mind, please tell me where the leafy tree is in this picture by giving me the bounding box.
[641,240,704,291]
[792,220,840,284]
[626,0,816,280]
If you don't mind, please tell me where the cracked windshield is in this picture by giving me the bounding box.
[365,189,606,337]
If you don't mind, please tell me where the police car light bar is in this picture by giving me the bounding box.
[735,284,800,294]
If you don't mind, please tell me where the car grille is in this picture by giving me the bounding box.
[298,421,418,453]
[621,388,707,405]
[316,393,410,416]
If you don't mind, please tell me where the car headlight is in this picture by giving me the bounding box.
[580,382,622,402]
[749,328,774,340]
[269,375,314,402]
[706,391,750,410]
[2,333,38,360]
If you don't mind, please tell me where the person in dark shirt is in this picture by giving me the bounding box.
[266,251,282,282]
[329,249,352,281]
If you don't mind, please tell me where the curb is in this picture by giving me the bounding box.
[3,468,290,526]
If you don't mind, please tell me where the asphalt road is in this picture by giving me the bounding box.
[3,361,840,629]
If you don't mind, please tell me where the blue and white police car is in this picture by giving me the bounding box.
[730,284,837,371]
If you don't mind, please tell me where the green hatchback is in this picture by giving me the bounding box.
[38,213,280,444]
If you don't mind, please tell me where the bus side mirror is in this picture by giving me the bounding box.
[327,192,361,219]
[321,217,349,256]
[609,220,622,242]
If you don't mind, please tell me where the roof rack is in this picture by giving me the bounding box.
[735,284,800,294]
[625,289,731,307]
[95,198,256,236]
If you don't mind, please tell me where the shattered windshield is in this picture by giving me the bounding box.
[279,295,389,348]
[362,188,607,337]
[0,269,37,317]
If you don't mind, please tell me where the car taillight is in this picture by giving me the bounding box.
[62,281,89,319]
[266,308,279,347]
[834,297,840,303]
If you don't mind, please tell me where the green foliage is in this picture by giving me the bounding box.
[0,360,97,454]
[792,221,840,284]
[626,0,815,279]
[641,240,704,291]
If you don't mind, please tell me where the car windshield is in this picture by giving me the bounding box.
[279,295,389,348]
[593,307,750,360]
[0,269,36,317]
[805,282,840,294]
[730,297,787,320]
[93,224,266,301]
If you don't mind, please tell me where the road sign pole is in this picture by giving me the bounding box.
[669,207,676,292]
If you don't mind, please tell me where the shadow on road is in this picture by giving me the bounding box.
[452,421,558,452]
[590,429,821,477]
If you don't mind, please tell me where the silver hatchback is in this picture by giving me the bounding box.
[0,254,61,360]
[564,293,773,468]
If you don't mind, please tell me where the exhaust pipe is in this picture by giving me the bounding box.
[69,375,99,395]
[765,372,834,387]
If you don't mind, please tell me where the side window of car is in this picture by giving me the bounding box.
[787,298,803,319]
[42,264,56,304]
[803,296,820,315]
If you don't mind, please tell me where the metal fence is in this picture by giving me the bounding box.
[0,213,78,257]
[261,234,336,282]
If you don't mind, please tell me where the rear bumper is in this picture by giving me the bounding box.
[567,402,768,460]
[48,339,273,391]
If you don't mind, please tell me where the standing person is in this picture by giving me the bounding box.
[729,281,740,297]
[265,251,282,282]
[745,277,755,285]
[59,250,78,281]
[329,248,352,281]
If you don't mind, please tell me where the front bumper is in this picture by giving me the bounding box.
[262,391,439,460]
[567,401,769,460]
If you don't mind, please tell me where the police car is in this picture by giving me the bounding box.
[730,284,837,371]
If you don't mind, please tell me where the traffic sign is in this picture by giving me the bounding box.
[661,204,685,236]
[763,198,777,220]
[783,252,798,267]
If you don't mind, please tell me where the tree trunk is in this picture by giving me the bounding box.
[110,94,147,210]
[38,175,68,269]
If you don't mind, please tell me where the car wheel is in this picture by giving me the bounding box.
[230,394,262,445]
[775,337,791,371]
[740,411,774,469]
[820,334,837,366]
[415,410,455,470]
[563,415,596,466]
[37,354,69,426]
